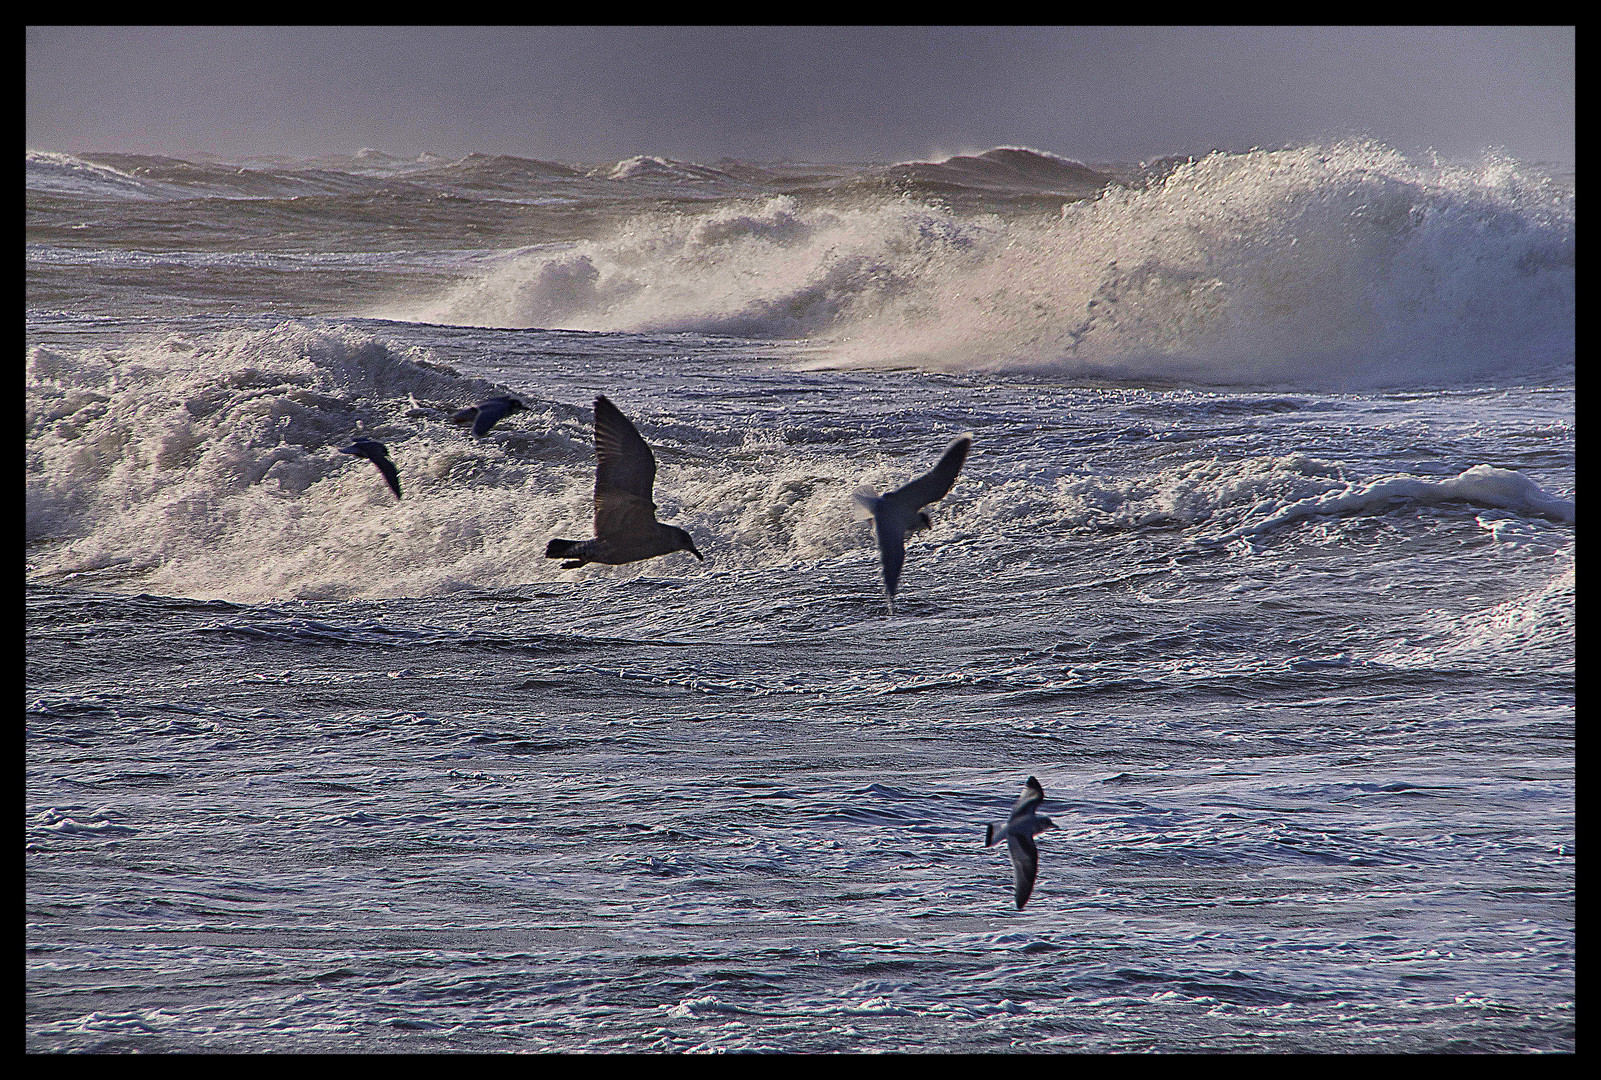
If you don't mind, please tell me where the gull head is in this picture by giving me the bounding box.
[670,527,704,561]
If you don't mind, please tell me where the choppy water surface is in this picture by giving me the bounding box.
[27,144,1573,1052]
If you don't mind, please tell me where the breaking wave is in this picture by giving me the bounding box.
[379,142,1574,389]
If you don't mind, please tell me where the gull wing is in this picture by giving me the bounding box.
[1009,775,1046,822]
[340,438,385,457]
[370,453,402,499]
[593,396,660,535]
[1007,832,1041,910]
[340,440,401,500]
[472,397,516,436]
[873,511,908,598]
[883,436,972,513]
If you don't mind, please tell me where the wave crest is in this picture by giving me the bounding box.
[377,195,1001,339]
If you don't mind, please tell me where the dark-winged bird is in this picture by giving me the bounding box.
[545,396,704,569]
[852,435,971,609]
[339,438,401,500]
[452,395,528,436]
[985,775,1057,910]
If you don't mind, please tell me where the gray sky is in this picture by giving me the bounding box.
[25,25,1576,166]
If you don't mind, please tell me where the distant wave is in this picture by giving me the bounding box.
[25,148,743,202]
[876,146,1115,195]
[381,141,1573,389]
[967,451,1575,545]
[27,150,385,200]
[1220,463,1575,541]
[591,155,742,183]
[843,142,1574,387]
[407,152,582,185]
[25,150,191,201]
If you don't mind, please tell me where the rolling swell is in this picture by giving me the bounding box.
[873,146,1117,197]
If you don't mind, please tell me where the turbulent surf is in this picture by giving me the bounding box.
[26,141,1574,1052]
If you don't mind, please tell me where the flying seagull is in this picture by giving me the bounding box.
[452,395,528,436]
[852,435,972,609]
[545,396,704,569]
[339,438,401,500]
[985,775,1057,910]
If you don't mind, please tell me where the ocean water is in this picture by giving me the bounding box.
[26,142,1574,1053]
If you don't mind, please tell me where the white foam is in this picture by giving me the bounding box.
[375,194,1000,338]
[828,142,1574,387]
[1221,464,1574,546]
[26,323,537,598]
[970,453,1350,536]
[1373,562,1575,667]
[27,322,874,601]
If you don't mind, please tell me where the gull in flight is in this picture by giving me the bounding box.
[545,396,704,569]
[452,395,528,436]
[339,438,401,500]
[852,435,971,610]
[985,775,1057,910]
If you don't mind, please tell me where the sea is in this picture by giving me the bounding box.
[26,141,1575,1053]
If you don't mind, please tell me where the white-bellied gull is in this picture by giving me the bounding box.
[853,435,971,609]
[339,437,401,499]
[452,395,528,436]
[545,395,704,569]
[985,775,1057,910]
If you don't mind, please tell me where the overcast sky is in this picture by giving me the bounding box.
[25,25,1576,166]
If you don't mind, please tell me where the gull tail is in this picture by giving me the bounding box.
[546,538,590,569]
[851,486,880,522]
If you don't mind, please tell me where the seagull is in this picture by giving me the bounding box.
[852,435,972,609]
[339,438,401,499]
[545,395,704,569]
[452,395,528,436]
[985,775,1057,910]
